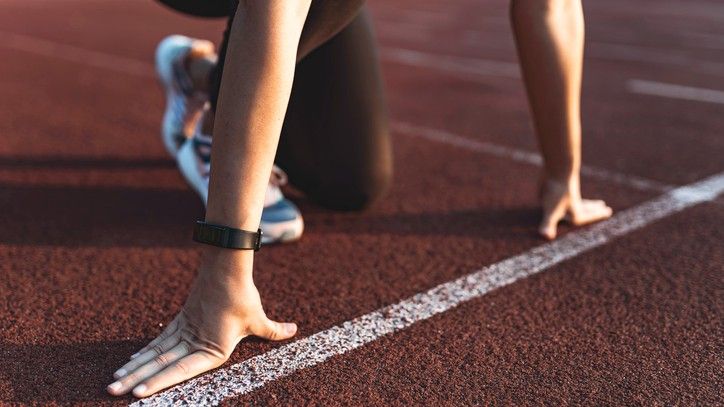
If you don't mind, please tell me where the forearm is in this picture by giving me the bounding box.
[207,1,311,228]
[200,1,311,282]
[108,3,315,396]
[510,0,585,181]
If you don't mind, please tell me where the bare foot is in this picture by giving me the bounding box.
[107,250,296,398]
[538,178,613,240]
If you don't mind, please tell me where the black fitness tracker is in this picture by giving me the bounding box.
[193,221,263,251]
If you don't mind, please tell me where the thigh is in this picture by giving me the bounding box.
[277,8,392,211]
[209,0,365,111]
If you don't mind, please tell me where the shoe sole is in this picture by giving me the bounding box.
[261,216,304,244]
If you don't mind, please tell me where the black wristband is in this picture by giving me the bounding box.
[192,221,262,251]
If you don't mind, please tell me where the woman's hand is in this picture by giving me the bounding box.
[539,177,613,240]
[107,249,297,398]
[107,1,309,398]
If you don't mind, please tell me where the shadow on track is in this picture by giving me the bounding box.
[0,182,545,247]
[0,340,143,403]
[299,205,543,240]
[0,184,203,247]
[0,335,308,404]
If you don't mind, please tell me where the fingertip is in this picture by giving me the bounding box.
[283,322,297,336]
[132,384,148,398]
[107,381,122,395]
[130,352,141,359]
[539,225,556,240]
[113,368,127,379]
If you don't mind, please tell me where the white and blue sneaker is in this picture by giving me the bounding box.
[155,35,211,157]
[177,133,304,244]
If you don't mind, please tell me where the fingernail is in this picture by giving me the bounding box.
[130,352,140,359]
[113,368,127,379]
[132,384,147,398]
[284,323,297,335]
[107,381,122,393]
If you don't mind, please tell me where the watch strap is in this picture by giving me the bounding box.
[193,221,262,251]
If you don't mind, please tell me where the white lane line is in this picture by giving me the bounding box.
[379,47,520,79]
[1,32,155,78]
[587,42,724,76]
[133,171,724,406]
[0,31,520,81]
[6,28,724,85]
[681,31,724,51]
[627,79,724,105]
[0,32,675,193]
[382,42,724,79]
[385,44,724,79]
[392,122,674,193]
[588,1,724,21]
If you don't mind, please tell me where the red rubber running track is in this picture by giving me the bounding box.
[0,0,722,405]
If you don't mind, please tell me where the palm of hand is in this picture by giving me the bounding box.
[107,273,296,398]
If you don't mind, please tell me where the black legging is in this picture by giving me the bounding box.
[156,0,392,210]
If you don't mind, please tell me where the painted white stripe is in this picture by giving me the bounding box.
[1,32,155,77]
[681,31,724,51]
[382,42,724,79]
[381,42,724,79]
[392,122,674,193]
[7,29,722,109]
[6,27,723,87]
[375,22,724,76]
[0,30,519,81]
[0,32,674,194]
[627,79,724,105]
[132,172,724,406]
[379,47,520,79]
[587,42,724,76]
[587,1,724,21]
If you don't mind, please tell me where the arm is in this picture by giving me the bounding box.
[108,0,312,397]
[510,0,612,239]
